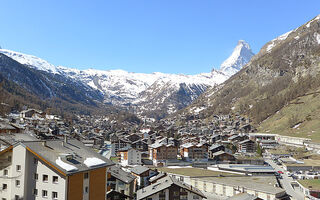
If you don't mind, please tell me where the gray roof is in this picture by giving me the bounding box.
[209,144,223,151]
[149,172,167,183]
[211,150,233,157]
[131,165,150,175]
[137,176,205,200]
[218,164,275,173]
[194,176,285,195]
[0,122,16,130]
[238,139,254,144]
[108,165,135,184]
[227,193,261,200]
[0,132,38,145]
[20,139,114,175]
[228,135,240,140]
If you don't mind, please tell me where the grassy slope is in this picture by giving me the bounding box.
[298,179,320,190]
[258,89,320,142]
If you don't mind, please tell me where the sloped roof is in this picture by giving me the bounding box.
[137,176,205,200]
[131,165,150,175]
[20,139,114,176]
[108,165,135,183]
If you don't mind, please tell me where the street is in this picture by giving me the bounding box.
[265,159,305,200]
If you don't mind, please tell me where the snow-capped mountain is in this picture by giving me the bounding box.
[0,40,253,119]
[0,49,60,74]
[219,40,254,76]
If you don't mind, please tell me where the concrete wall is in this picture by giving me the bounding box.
[0,150,13,200]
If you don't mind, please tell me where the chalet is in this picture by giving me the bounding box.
[209,144,225,158]
[137,176,206,200]
[131,140,148,152]
[149,143,178,166]
[107,165,135,199]
[180,143,208,162]
[131,166,151,190]
[211,151,236,162]
[238,140,257,153]
[0,122,20,134]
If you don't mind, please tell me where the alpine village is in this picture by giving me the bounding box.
[1,5,320,200]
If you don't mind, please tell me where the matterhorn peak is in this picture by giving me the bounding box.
[219,40,254,77]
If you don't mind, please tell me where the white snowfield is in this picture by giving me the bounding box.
[56,157,78,172]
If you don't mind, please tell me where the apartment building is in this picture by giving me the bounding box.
[238,140,257,153]
[118,147,142,166]
[149,143,178,166]
[0,138,114,200]
[180,143,208,162]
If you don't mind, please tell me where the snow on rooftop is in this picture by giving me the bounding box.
[56,157,78,172]
[84,157,106,167]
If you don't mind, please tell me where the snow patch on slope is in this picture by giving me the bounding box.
[306,14,320,28]
[315,32,320,44]
[0,49,60,74]
[266,30,293,53]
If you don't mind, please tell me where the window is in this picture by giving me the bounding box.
[34,189,38,196]
[34,173,38,180]
[8,156,11,162]
[3,170,8,176]
[42,190,48,198]
[193,195,200,199]
[14,195,19,200]
[43,174,48,182]
[16,180,20,187]
[85,186,89,193]
[16,165,21,172]
[34,158,38,164]
[84,172,89,179]
[53,176,58,183]
[2,184,7,190]
[52,191,58,199]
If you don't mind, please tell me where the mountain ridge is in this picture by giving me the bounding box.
[0,40,254,119]
[176,14,320,141]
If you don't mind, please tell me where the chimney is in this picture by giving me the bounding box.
[64,135,68,144]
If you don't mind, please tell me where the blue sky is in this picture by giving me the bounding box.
[0,0,319,74]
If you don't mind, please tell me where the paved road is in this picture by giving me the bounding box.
[265,159,305,200]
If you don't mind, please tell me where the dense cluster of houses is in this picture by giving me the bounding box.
[0,108,292,200]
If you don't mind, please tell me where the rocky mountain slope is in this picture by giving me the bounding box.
[0,40,254,119]
[180,14,320,141]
